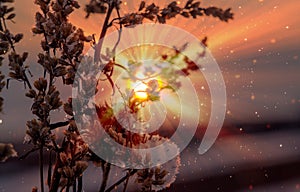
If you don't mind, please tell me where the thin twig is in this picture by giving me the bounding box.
[99,163,111,192]
[19,147,39,160]
[73,178,76,192]
[66,179,70,192]
[77,176,83,192]
[94,2,114,63]
[122,173,130,192]
[50,120,70,130]
[39,146,45,192]
[23,73,33,89]
[60,186,66,192]
[111,6,123,54]
[49,155,62,192]
[47,150,53,190]
[107,17,120,28]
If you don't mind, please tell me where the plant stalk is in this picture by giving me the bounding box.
[99,163,111,192]
[39,146,45,192]
[94,2,114,63]
[77,176,83,192]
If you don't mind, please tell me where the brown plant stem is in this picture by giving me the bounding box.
[47,150,53,190]
[49,156,62,192]
[50,120,70,130]
[111,6,122,54]
[66,179,70,192]
[94,3,116,191]
[19,147,39,160]
[94,2,114,63]
[0,2,3,31]
[73,179,77,192]
[23,74,33,89]
[99,163,111,192]
[39,146,45,192]
[122,174,130,192]
[77,176,83,192]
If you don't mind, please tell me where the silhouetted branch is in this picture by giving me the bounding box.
[50,121,70,130]
[99,163,111,192]
[39,146,45,192]
[19,147,39,160]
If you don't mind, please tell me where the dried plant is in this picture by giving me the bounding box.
[1,0,30,112]
[0,142,17,162]
[0,0,233,191]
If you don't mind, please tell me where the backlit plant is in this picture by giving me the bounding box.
[0,0,233,191]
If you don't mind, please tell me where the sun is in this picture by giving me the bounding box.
[133,82,149,101]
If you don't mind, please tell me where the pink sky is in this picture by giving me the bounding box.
[1,0,300,141]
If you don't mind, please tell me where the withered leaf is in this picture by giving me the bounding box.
[139,1,146,11]
[6,7,14,14]
[157,16,166,24]
[25,89,37,99]
[32,27,43,34]
[192,2,201,8]
[63,102,73,116]
[185,0,194,9]
[14,33,23,43]
[53,66,67,77]
[6,13,16,20]
[181,11,190,18]
[168,1,177,8]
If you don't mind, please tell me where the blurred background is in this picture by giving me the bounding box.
[0,0,300,191]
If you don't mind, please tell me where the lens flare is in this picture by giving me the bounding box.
[73,23,226,168]
[132,82,148,101]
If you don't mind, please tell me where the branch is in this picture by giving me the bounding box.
[122,175,130,192]
[47,150,53,190]
[39,146,45,192]
[116,1,234,27]
[111,6,123,55]
[0,16,32,89]
[19,147,39,160]
[77,176,83,192]
[107,17,120,27]
[94,2,114,63]
[50,121,70,130]
[49,157,62,192]
[99,163,111,192]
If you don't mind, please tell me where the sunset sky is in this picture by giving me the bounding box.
[1,0,300,141]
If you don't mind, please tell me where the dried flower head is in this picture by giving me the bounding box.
[0,143,17,162]
[25,119,51,146]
